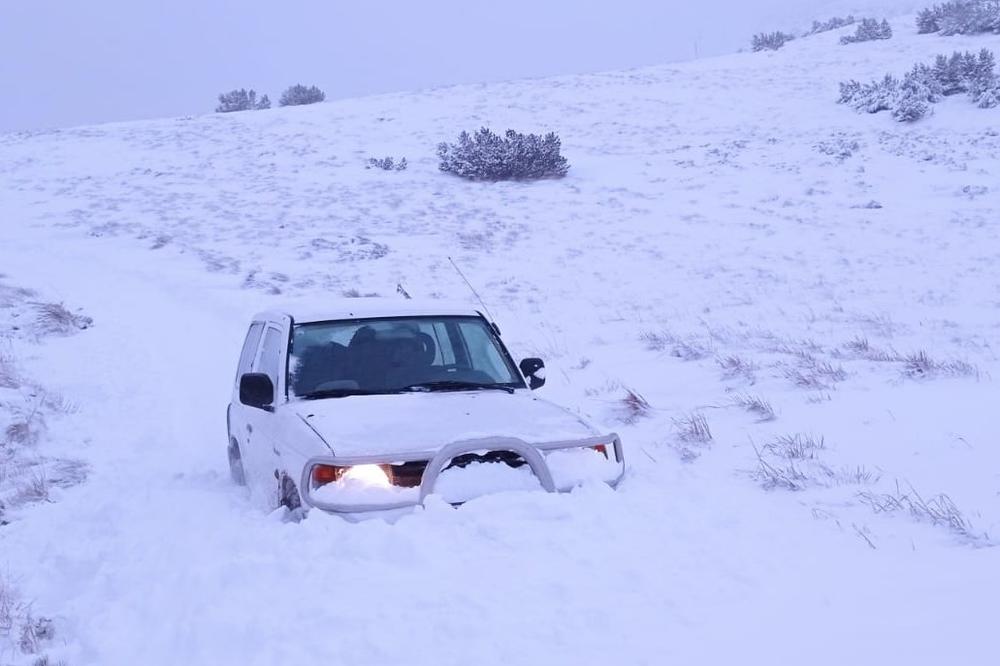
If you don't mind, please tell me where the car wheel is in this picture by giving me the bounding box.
[228,438,247,486]
[278,472,302,511]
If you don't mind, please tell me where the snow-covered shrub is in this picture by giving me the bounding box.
[815,136,861,160]
[839,75,900,114]
[437,128,570,181]
[278,84,326,107]
[215,89,270,113]
[888,88,929,122]
[840,18,893,44]
[840,49,998,121]
[366,156,407,171]
[934,49,999,104]
[916,1,1000,35]
[968,48,1000,105]
[751,31,794,51]
[976,81,1000,107]
[807,16,856,35]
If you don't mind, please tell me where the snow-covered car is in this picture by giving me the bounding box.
[226,299,624,518]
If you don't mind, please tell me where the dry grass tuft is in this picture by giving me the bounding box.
[639,330,711,360]
[47,458,89,489]
[12,470,50,506]
[0,575,19,634]
[751,444,810,491]
[717,355,758,383]
[763,433,825,460]
[824,464,881,486]
[0,354,19,389]
[19,615,55,655]
[859,482,990,545]
[783,356,847,390]
[618,388,651,424]
[31,302,93,336]
[673,412,713,444]
[731,393,776,421]
[841,336,902,362]
[5,419,41,448]
[902,351,979,380]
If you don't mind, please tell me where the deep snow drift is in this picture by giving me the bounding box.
[1,12,998,666]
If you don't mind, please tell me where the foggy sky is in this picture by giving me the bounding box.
[1,0,922,132]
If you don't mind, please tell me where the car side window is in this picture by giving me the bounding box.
[255,327,285,390]
[237,323,265,379]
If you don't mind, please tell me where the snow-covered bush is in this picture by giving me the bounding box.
[437,128,570,181]
[893,76,934,121]
[367,156,407,171]
[840,18,893,44]
[807,16,856,35]
[840,49,998,120]
[916,1,1000,35]
[215,89,271,113]
[279,84,326,107]
[839,75,900,114]
[751,31,794,52]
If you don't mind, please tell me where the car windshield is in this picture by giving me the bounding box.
[289,315,525,397]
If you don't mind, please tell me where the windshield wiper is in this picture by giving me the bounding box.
[401,380,515,394]
[299,388,396,400]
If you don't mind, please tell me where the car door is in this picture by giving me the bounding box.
[230,321,265,455]
[243,321,289,506]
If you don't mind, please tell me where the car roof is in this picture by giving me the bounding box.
[253,298,485,324]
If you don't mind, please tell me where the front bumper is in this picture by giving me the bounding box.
[300,434,624,514]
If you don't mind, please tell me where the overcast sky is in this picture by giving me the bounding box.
[1,0,922,133]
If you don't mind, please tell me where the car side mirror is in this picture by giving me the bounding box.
[519,358,546,390]
[240,373,275,410]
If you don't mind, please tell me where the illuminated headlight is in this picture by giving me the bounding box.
[342,464,392,487]
[311,463,393,488]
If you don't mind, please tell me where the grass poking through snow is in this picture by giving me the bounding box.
[618,388,651,424]
[859,482,991,546]
[731,393,776,421]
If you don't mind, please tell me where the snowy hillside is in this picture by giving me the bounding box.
[2,12,999,666]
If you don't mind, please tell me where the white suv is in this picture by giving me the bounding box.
[227,299,624,518]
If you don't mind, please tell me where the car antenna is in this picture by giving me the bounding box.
[448,256,497,325]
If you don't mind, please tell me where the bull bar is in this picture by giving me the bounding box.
[300,434,624,514]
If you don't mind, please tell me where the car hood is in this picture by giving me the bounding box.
[293,390,599,457]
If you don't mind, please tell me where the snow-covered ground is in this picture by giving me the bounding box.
[2,13,998,665]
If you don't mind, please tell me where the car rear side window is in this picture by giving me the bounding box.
[255,327,284,388]
[237,323,264,378]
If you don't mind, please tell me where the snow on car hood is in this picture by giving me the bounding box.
[293,390,599,457]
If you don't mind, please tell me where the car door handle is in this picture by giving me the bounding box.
[246,424,253,433]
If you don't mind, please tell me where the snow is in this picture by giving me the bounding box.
[546,447,623,489]
[434,462,545,503]
[258,297,483,324]
[2,11,999,665]
[294,391,599,457]
[311,472,421,507]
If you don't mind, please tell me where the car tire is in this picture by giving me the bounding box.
[279,473,302,511]
[228,438,247,486]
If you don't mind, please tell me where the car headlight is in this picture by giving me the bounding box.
[342,464,392,487]
[311,463,392,488]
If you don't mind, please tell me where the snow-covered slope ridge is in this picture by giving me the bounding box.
[1,14,998,666]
